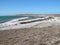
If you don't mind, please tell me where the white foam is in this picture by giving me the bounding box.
[0,16,60,30]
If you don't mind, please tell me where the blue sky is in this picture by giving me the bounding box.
[0,0,60,16]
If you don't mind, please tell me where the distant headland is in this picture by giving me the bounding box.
[16,14,60,17]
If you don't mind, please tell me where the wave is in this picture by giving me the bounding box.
[0,16,59,30]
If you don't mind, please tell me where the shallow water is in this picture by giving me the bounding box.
[0,16,26,23]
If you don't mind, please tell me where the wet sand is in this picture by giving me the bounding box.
[0,25,60,45]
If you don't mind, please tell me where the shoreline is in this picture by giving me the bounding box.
[0,16,60,30]
[0,15,60,45]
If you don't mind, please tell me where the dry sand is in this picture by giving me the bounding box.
[0,26,60,45]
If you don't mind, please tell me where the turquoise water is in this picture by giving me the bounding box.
[0,16,26,23]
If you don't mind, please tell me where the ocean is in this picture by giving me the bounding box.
[0,16,26,23]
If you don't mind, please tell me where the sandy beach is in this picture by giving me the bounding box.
[0,26,60,45]
[0,15,60,45]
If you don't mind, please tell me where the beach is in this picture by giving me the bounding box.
[0,26,60,45]
[0,0,60,44]
[0,15,60,45]
[0,15,59,30]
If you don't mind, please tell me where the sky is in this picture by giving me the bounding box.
[0,0,60,16]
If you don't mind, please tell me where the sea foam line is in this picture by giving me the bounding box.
[0,16,60,30]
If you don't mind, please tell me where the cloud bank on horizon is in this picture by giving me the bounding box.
[0,0,60,15]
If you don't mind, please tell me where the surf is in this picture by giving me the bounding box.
[0,16,57,30]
